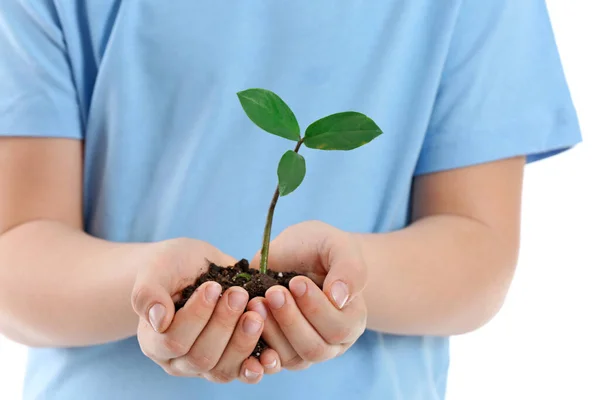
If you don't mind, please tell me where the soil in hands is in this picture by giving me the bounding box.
[174,259,311,358]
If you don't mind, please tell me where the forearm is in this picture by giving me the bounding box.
[0,220,145,347]
[357,215,519,336]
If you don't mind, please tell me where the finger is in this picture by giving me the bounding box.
[247,297,303,369]
[169,287,248,374]
[239,357,264,384]
[209,311,264,383]
[265,286,340,363]
[166,282,222,350]
[138,282,222,361]
[131,239,237,334]
[259,348,282,375]
[289,276,366,345]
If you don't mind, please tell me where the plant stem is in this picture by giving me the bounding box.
[259,137,304,274]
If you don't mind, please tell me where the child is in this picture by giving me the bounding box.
[0,1,581,399]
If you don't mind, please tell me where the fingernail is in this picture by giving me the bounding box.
[243,317,262,335]
[289,278,307,298]
[228,290,248,311]
[244,369,260,380]
[149,304,165,332]
[204,282,221,304]
[252,301,268,320]
[265,359,277,369]
[331,281,349,309]
[267,290,285,310]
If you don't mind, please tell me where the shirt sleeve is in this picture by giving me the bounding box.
[414,0,582,175]
[0,0,82,139]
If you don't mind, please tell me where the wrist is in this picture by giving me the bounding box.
[88,240,160,340]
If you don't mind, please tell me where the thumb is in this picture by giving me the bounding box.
[249,224,325,277]
[254,221,368,310]
[130,239,233,333]
[321,233,368,310]
[131,271,176,334]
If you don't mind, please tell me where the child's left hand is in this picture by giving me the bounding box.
[248,221,368,372]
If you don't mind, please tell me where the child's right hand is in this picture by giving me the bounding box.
[130,238,274,384]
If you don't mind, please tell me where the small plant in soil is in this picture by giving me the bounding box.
[174,88,383,357]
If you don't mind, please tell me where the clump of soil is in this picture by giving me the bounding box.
[174,259,313,358]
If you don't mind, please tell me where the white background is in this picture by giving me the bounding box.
[1,1,598,399]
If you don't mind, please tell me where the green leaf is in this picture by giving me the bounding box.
[304,111,383,150]
[277,151,306,196]
[237,88,301,141]
[234,273,252,282]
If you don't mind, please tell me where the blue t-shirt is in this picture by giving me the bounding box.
[0,1,581,399]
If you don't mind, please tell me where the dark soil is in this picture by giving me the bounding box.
[174,259,310,358]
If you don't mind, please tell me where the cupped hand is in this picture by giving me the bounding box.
[130,238,268,384]
[248,221,368,371]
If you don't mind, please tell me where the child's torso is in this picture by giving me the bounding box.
[24,1,458,399]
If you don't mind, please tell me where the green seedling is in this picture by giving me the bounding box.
[233,272,252,282]
[236,88,383,274]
